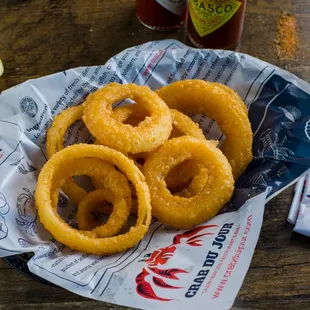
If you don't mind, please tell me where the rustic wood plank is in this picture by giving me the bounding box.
[0,0,310,309]
[233,186,310,310]
[0,259,11,269]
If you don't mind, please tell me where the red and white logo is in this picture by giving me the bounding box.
[135,224,217,301]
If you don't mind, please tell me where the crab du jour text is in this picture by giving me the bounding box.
[185,223,234,298]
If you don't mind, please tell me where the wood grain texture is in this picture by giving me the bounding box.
[1,0,310,309]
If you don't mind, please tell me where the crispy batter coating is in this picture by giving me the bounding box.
[157,80,253,180]
[143,136,234,229]
[83,83,172,154]
[35,144,152,255]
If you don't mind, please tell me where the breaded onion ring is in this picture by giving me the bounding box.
[157,80,253,179]
[166,160,208,198]
[82,83,172,154]
[50,158,131,237]
[113,105,206,141]
[76,188,129,234]
[46,105,84,159]
[35,144,152,255]
[112,104,208,198]
[143,136,234,229]
[93,103,208,201]
[46,104,131,204]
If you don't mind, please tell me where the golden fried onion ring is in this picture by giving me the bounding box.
[143,136,234,229]
[50,158,131,237]
[112,104,208,197]
[82,83,172,154]
[216,83,248,116]
[157,80,253,180]
[77,188,129,234]
[46,104,131,204]
[166,160,208,198]
[56,157,131,207]
[46,104,131,159]
[170,109,206,140]
[166,160,206,190]
[86,199,139,216]
[35,144,152,255]
[46,105,84,159]
[162,111,208,197]
[113,104,206,141]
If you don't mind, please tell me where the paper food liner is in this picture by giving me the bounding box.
[1,40,310,310]
[294,172,310,237]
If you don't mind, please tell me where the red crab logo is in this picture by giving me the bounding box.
[136,224,217,301]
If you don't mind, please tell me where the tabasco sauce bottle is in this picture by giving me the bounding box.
[136,0,188,31]
[187,0,247,50]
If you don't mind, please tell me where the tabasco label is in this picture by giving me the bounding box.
[156,0,188,16]
[189,0,242,37]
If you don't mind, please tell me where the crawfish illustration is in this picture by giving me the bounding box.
[257,128,294,161]
[136,224,217,301]
[16,188,37,236]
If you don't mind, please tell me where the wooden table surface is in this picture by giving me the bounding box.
[1,0,310,309]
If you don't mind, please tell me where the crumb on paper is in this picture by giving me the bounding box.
[274,12,299,60]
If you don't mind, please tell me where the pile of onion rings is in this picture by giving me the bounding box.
[37,81,252,255]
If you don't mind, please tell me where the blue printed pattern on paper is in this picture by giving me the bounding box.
[18,238,35,248]
[231,74,310,209]
[19,96,38,117]
[10,157,37,175]
[0,192,10,240]
[16,188,37,236]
